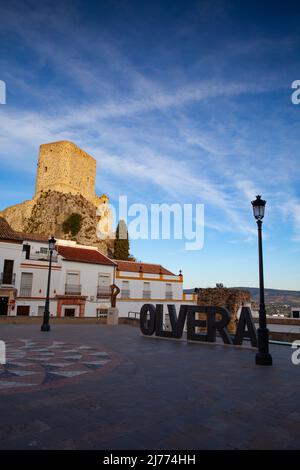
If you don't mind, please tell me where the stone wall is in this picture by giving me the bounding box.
[196,287,251,333]
[35,141,99,205]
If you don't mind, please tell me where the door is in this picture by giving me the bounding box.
[0,297,8,316]
[2,260,14,284]
[64,308,75,317]
[17,305,30,316]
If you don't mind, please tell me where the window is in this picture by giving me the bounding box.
[97,308,108,318]
[65,272,81,295]
[121,280,130,298]
[98,273,110,287]
[38,306,45,316]
[165,283,173,299]
[20,272,33,297]
[143,281,151,299]
[97,273,111,298]
[40,247,48,254]
[1,259,15,285]
[64,308,75,317]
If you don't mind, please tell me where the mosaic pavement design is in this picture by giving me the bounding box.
[0,339,121,394]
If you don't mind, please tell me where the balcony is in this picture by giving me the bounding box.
[28,253,58,262]
[165,292,173,300]
[143,290,151,299]
[0,272,16,286]
[65,284,82,295]
[97,286,111,299]
[121,289,130,299]
[19,287,32,297]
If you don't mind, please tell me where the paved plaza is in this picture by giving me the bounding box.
[0,323,299,450]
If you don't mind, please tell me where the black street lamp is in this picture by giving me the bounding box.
[41,236,56,332]
[251,195,272,366]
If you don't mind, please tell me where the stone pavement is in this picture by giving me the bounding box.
[0,324,299,450]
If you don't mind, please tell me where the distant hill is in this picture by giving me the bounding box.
[184,287,300,307]
[235,287,300,307]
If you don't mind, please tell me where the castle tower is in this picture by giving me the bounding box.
[35,141,99,205]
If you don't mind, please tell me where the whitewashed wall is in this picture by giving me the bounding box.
[1,239,196,318]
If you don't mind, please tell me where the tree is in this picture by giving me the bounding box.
[114,219,130,260]
[62,213,82,236]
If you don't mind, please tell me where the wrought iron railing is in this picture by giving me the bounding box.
[165,292,173,299]
[65,284,82,295]
[128,311,140,319]
[29,253,58,262]
[142,290,151,299]
[19,286,32,297]
[0,272,16,285]
[121,289,130,298]
[97,286,111,298]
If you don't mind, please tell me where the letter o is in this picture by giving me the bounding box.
[140,304,156,335]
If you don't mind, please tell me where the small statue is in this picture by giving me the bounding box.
[110,284,120,308]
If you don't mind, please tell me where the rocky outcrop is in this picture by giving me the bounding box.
[196,287,251,333]
[0,190,113,256]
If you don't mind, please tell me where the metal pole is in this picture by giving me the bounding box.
[255,220,272,365]
[41,249,53,332]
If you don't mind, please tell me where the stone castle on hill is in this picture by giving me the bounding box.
[0,141,113,255]
[35,141,102,206]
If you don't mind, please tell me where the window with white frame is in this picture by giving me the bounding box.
[20,272,33,297]
[97,273,111,298]
[121,280,130,298]
[143,281,151,299]
[165,283,173,299]
[65,272,81,295]
[37,305,45,316]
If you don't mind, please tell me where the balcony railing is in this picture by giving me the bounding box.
[19,287,32,297]
[65,284,82,295]
[121,289,130,299]
[0,272,16,285]
[97,286,111,298]
[165,292,173,300]
[143,290,151,299]
[29,253,58,262]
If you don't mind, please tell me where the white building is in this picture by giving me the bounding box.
[0,217,196,318]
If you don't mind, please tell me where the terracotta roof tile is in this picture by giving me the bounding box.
[57,245,116,266]
[17,232,49,243]
[114,259,175,275]
[0,217,22,241]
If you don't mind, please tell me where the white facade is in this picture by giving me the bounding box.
[115,262,196,318]
[0,235,196,318]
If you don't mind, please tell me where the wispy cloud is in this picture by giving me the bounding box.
[0,0,299,253]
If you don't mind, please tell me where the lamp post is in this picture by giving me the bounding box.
[41,236,56,332]
[251,195,272,366]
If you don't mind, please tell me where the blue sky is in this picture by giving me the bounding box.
[0,0,300,289]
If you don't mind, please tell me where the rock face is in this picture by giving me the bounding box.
[0,140,114,256]
[1,190,113,255]
[196,287,251,333]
